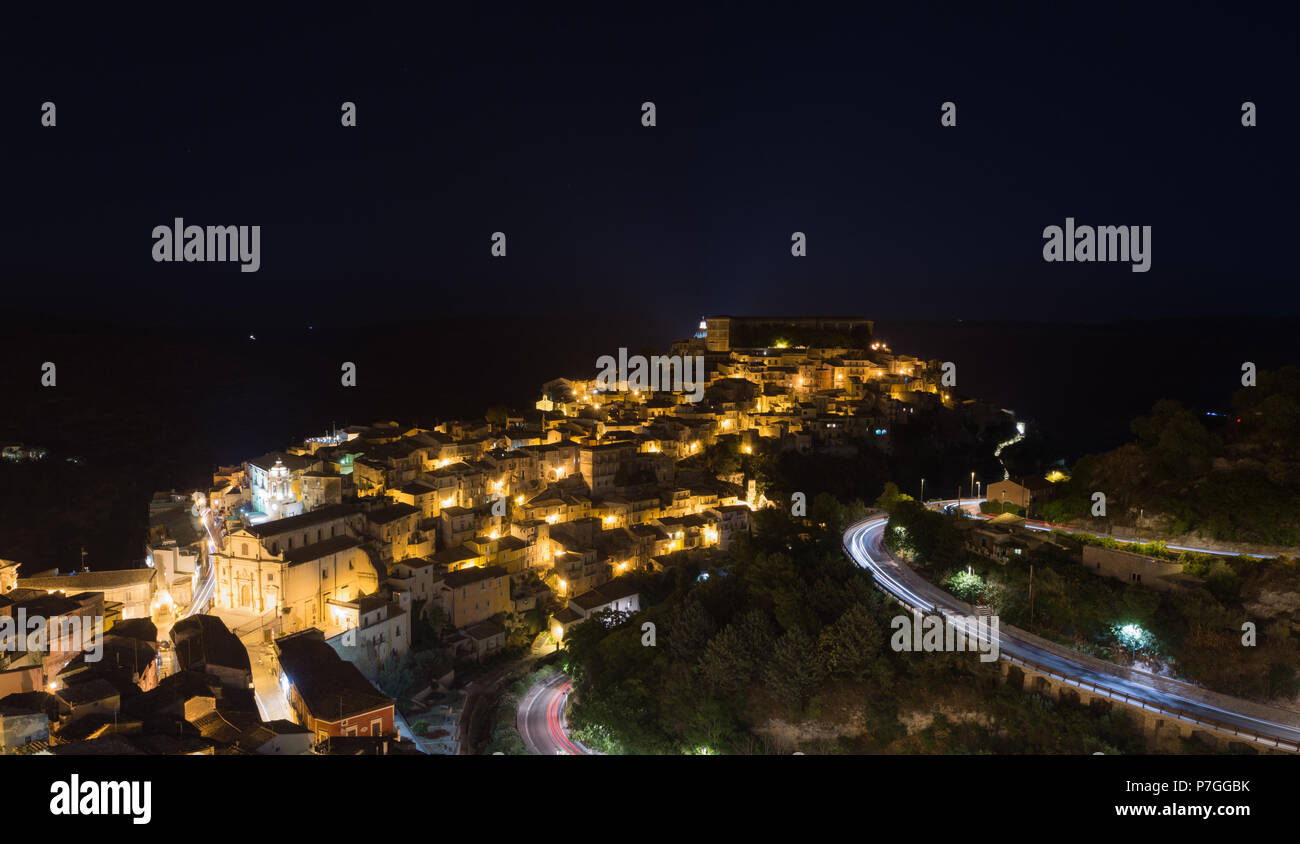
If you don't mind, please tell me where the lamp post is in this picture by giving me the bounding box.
[970,471,975,501]
[920,477,925,504]
[1028,564,1035,630]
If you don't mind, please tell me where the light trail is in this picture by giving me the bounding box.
[992,421,1025,480]
[844,511,1300,752]
[948,498,1273,559]
[183,504,221,618]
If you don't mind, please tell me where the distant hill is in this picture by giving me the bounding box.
[1043,366,1300,547]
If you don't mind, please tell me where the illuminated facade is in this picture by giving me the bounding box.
[213,529,376,631]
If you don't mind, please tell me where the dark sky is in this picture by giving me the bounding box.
[5,4,1297,335]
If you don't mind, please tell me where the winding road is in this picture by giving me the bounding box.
[514,501,1300,754]
[845,504,1300,752]
[517,672,588,755]
[952,499,1274,559]
[183,503,220,618]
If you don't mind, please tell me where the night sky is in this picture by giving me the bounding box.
[2,4,1298,572]
[6,4,1298,336]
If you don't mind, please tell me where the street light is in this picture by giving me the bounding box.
[970,471,975,500]
[920,477,925,504]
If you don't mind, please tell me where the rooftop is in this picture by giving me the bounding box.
[275,630,393,721]
[443,565,508,589]
[18,568,156,591]
[282,535,363,565]
[246,504,356,538]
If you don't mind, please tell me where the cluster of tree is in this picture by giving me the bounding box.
[377,647,453,702]
[1044,367,1300,545]
[882,499,1300,701]
[562,506,1169,754]
[945,528,1300,702]
[726,324,874,349]
[881,499,965,576]
[724,393,1014,513]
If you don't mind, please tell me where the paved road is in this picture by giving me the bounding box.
[184,506,221,617]
[244,634,292,722]
[517,672,587,755]
[952,500,1273,559]
[457,655,540,754]
[845,507,1300,752]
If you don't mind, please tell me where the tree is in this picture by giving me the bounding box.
[700,625,758,695]
[763,626,826,709]
[377,655,415,699]
[1130,399,1213,480]
[423,603,450,635]
[1120,583,1160,628]
[874,482,913,514]
[746,551,797,606]
[699,609,773,695]
[943,570,985,604]
[844,498,871,527]
[683,698,741,753]
[817,603,884,681]
[1204,560,1242,602]
[665,597,716,664]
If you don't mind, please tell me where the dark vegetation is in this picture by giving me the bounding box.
[1041,367,1300,546]
[563,505,1157,755]
[885,500,1300,702]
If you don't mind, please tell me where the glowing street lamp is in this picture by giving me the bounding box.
[1114,623,1151,665]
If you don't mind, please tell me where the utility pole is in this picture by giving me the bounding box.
[1028,564,1034,630]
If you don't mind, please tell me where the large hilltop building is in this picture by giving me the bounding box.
[702,315,875,352]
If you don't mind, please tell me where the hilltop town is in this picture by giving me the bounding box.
[1,315,990,755]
